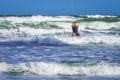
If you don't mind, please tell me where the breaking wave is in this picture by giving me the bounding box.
[0,62,120,76]
[0,35,120,46]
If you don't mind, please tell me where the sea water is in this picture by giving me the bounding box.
[0,15,120,80]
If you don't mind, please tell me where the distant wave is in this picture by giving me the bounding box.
[0,15,120,29]
[86,15,117,18]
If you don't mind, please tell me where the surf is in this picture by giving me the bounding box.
[0,62,120,76]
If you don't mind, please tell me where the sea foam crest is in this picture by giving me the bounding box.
[61,35,120,45]
[0,15,75,23]
[86,15,117,18]
[0,62,120,76]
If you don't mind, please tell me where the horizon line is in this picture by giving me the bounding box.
[0,14,119,17]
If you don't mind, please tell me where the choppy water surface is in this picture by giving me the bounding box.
[0,15,120,80]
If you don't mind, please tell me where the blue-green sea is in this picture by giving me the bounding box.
[0,15,120,80]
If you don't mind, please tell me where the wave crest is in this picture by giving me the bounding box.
[0,62,120,76]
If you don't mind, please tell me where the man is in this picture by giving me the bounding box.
[71,21,80,37]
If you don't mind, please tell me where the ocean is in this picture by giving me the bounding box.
[0,15,120,80]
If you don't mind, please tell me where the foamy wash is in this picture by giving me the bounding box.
[0,15,120,80]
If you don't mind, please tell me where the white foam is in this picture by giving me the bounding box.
[80,22,120,30]
[0,62,120,76]
[33,35,120,46]
[0,27,120,46]
[0,15,120,30]
[86,15,117,18]
[0,62,12,72]
[31,15,76,22]
[0,28,70,37]
[0,16,76,23]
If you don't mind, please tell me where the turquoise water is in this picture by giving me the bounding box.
[0,15,120,80]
